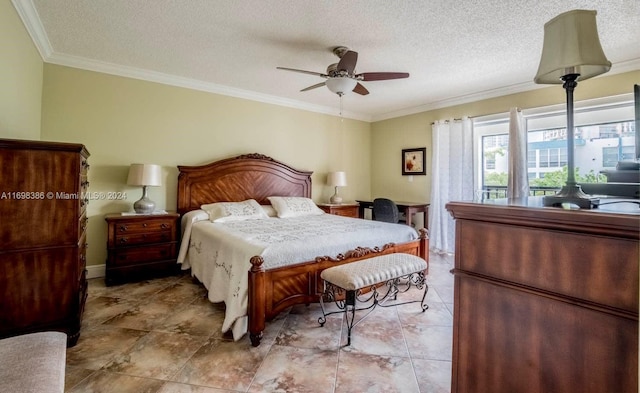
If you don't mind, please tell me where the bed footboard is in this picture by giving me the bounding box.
[248,229,429,346]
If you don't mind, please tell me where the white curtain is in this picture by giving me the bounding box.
[429,117,474,254]
[507,107,530,198]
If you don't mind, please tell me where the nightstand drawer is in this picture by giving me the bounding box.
[105,212,180,285]
[111,243,176,267]
[317,203,359,218]
[115,231,173,246]
[331,206,358,217]
[115,219,175,234]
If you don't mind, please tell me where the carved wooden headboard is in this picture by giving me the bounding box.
[177,153,313,215]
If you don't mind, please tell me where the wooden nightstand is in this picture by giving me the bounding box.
[105,212,180,285]
[317,203,359,218]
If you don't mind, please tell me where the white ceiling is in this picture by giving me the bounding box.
[13,0,640,122]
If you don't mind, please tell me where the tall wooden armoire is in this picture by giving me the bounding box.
[0,138,90,346]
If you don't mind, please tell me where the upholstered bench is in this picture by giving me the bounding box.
[0,331,67,393]
[319,253,428,346]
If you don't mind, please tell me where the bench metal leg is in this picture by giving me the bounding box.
[345,290,356,346]
[379,271,429,312]
[319,271,429,347]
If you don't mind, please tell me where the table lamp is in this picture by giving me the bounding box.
[327,171,347,204]
[127,164,162,214]
[534,9,611,209]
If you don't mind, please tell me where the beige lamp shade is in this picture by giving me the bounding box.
[327,171,347,204]
[327,171,347,187]
[534,9,611,84]
[127,164,162,186]
[127,164,162,214]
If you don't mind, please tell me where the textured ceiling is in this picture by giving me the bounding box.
[14,0,640,121]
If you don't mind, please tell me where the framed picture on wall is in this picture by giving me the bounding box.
[402,147,426,175]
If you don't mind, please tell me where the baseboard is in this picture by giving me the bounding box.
[86,264,106,279]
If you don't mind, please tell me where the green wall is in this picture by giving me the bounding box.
[370,70,640,222]
[0,0,43,139]
[41,64,371,269]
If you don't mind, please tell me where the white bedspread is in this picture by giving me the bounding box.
[178,211,418,340]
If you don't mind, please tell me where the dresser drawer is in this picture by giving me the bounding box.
[111,243,176,267]
[457,219,639,313]
[78,270,88,326]
[78,233,87,280]
[79,175,89,214]
[78,213,88,240]
[80,156,90,176]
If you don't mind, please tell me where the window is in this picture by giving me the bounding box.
[527,149,536,168]
[599,124,618,138]
[549,148,560,167]
[476,122,510,188]
[602,147,619,167]
[473,94,636,195]
[485,158,495,170]
[482,135,506,172]
[539,148,549,167]
[560,148,568,167]
[622,145,635,160]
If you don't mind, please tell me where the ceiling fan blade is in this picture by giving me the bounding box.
[353,83,369,95]
[358,72,410,81]
[277,67,327,78]
[337,50,358,74]
[300,82,326,92]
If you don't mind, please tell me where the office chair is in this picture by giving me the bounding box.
[372,198,402,223]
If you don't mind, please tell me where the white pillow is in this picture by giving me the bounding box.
[261,205,278,217]
[267,196,325,218]
[201,199,269,223]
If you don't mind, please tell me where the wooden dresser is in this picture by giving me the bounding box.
[0,138,90,346]
[105,213,180,285]
[446,198,639,393]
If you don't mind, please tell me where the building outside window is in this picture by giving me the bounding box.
[474,95,636,197]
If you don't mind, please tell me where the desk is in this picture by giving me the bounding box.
[356,200,429,228]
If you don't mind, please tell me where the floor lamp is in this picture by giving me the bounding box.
[534,9,611,209]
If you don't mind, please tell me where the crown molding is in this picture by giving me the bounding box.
[11,0,52,59]
[371,81,541,122]
[42,49,640,124]
[13,0,639,124]
[45,51,372,122]
[372,57,640,122]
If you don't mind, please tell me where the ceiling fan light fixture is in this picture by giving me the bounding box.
[278,47,408,97]
[326,77,357,95]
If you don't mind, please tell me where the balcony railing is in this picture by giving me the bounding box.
[479,186,560,200]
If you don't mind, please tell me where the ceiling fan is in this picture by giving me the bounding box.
[277,46,409,96]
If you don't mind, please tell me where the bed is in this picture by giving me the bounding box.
[177,153,429,346]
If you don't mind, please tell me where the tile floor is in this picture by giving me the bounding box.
[65,252,454,393]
